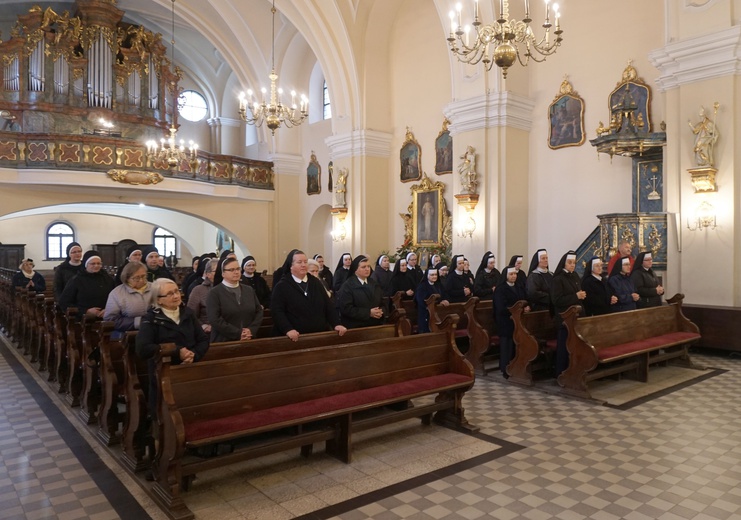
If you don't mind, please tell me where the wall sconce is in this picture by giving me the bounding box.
[456,214,476,239]
[331,207,348,242]
[687,200,717,231]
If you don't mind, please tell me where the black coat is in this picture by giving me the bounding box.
[271,275,339,335]
[550,271,583,325]
[58,269,115,318]
[12,271,46,294]
[581,275,613,316]
[406,266,424,288]
[135,305,210,363]
[337,276,385,329]
[494,282,526,337]
[415,281,446,333]
[240,273,272,308]
[371,267,394,297]
[146,266,174,283]
[445,271,473,303]
[54,261,83,300]
[206,283,264,342]
[609,273,638,312]
[391,271,416,296]
[333,267,351,293]
[318,266,334,291]
[630,268,663,308]
[526,271,553,311]
[473,269,500,300]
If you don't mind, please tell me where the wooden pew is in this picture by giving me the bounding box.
[508,302,558,386]
[390,291,417,334]
[52,306,69,387]
[120,320,409,473]
[39,298,56,373]
[428,295,471,344]
[30,294,46,364]
[98,322,125,446]
[64,309,84,406]
[559,294,701,399]
[152,316,476,520]
[463,298,499,376]
[79,316,103,423]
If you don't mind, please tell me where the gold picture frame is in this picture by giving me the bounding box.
[400,127,422,183]
[548,78,585,150]
[411,173,446,247]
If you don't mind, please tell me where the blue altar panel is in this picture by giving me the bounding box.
[633,157,664,213]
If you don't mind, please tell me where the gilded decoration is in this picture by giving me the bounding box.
[107,169,163,186]
[398,173,452,250]
[548,77,585,149]
[92,146,114,165]
[59,143,81,163]
[27,142,48,162]
[400,127,422,183]
[0,141,18,160]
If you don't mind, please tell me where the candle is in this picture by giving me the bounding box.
[544,0,550,22]
[474,0,479,20]
[499,0,504,18]
[456,3,462,28]
[525,0,530,18]
[449,11,456,36]
[464,25,470,46]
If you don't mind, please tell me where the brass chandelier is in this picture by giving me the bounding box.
[238,0,308,135]
[447,0,564,78]
[146,0,198,171]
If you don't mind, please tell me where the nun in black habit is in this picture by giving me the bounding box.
[581,257,616,316]
[212,250,237,286]
[53,241,84,301]
[504,254,527,289]
[445,254,473,303]
[415,265,449,333]
[550,250,586,377]
[184,254,212,302]
[240,255,272,308]
[114,244,143,286]
[270,249,346,340]
[630,251,664,308]
[337,255,385,329]
[525,249,553,311]
[473,251,500,300]
[333,253,353,293]
[608,256,639,312]
[313,254,334,291]
[494,267,529,378]
[390,257,415,298]
[371,254,394,297]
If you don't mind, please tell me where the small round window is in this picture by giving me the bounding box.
[178,90,208,122]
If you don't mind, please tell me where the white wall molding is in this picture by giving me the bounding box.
[268,152,304,176]
[648,25,741,91]
[325,130,393,159]
[444,91,536,135]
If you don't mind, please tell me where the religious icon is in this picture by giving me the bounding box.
[434,119,453,175]
[306,151,321,195]
[400,127,422,183]
[548,78,585,149]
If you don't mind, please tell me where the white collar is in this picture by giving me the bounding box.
[222,280,240,288]
[291,274,308,283]
[591,273,602,280]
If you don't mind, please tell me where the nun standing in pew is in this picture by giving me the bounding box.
[445,254,473,303]
[473,251,500,301]
[494,267,530,379]
[54,242,84,301]
[333,252,353,293]
[525,249,553,311]
[114,244,142,286]
[206,256,263,342]
[581,257,617,316]
[550,250,586,378]
[415,265,450,333]
[390,257,415,299]
[505,254,527,289]
[338,255,385,329]
[609,256,640,313]
[371,254,394,297]
[630,251,664,308]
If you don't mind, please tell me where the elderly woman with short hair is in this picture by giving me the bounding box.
[103,261,152,339]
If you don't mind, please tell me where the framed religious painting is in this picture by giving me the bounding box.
[400,127,422,183]
[434,119,453,174]
[548,78,585,149]
[327,160,333,192]
[608,61,652,132]
[411,174,445,247]
[306,151,321,195]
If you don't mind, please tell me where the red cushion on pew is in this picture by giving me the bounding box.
[544,339,557,352]
[184,373,472,443]
[455,329,468,339]
[597,332,700,361]
[489,335,500,346]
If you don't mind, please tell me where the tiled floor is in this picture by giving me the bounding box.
[1,330,740,520]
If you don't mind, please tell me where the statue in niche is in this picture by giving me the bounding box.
[688,103,720,167]
[458,145,478,194]
[334,168,348,208]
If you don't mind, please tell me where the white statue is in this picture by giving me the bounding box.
[688,103,719,168]
[334,167,348,207]
[458,145,478,194]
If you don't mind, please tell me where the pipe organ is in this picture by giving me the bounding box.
[0,1,179,136]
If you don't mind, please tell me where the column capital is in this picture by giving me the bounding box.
[325,129,393,159]
[268,152,304,176]
[444,91,536,135]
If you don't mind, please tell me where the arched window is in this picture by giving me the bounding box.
[178,90,208,122]
[47,222,75,260]
[323,80,331,120]
[153,227,177,259]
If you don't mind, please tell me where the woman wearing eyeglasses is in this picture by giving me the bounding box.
[103,262,152,339]
[59,250,115,320]
[206,257,263,342]
[13,258,46,294]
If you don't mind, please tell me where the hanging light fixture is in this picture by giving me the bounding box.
[238,0,308,135]
[447,0,564,79]
[146,0,198,171]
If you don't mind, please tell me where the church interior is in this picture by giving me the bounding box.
[1,0,741,519]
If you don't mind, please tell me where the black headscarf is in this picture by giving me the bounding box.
[608,255,629,278]
[335,252,352,272]
[213,250,236,285]
[391,257,407,276]
[434,262,447,273]
[349,255,368,276]
[582,256,602,282]
[280,249,302,277]
[125,244,142,261]
[193,254,210,277]
[527,249,548,274]
[449,254,464,271]
[553,250,576,277]
[141,245,158,262]
[631,251,652,275]
[375,254,389,269]
[82,250,101,268]
[476,251,494,276]
[241,255,256,270]
[65,241,82,261]
[507,255,524,269]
